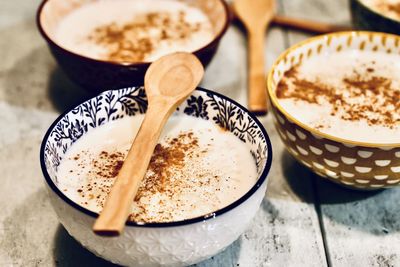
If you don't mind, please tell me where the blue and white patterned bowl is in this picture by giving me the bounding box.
[40,87,272,267]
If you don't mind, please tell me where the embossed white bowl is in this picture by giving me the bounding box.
[40,87,272,266]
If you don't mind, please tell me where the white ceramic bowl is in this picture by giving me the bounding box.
[40,87,272,266]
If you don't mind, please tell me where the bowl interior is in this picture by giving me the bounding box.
[41,87,271,226]
[38,0,228,62]
[268,31,400,146]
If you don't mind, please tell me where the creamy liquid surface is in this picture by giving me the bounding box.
[55,0,214,62]
[57,115,257,223]
[276,50,400,144]
[361,0,400,21]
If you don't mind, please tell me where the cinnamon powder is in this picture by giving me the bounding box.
[71,131,218,222]
[276,65,400,127]
[87,11,203,62]
[377,2,400,16]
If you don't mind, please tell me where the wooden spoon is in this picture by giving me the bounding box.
[93,52,204,236]
[271,15,351,34]
[228,3,351,34]
[233,0,276,115]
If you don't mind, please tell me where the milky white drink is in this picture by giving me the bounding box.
[361,0,400,21]
[55,0,215,62]
[276,50,400,144]
[57,115,258,223]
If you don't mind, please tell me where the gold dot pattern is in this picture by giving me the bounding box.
[268,32,400,190]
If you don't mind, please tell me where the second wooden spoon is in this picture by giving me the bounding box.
[233,0,276,115]
[93,52,204,236]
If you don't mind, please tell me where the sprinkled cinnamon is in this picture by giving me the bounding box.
[135,132,199,199]
[388,4,400,15]
[87,11,204,62]
[380,2,400,16]
[68,131,231,223]
[276,65,400,127]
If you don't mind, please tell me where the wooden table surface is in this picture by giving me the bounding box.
[1,0,399,266]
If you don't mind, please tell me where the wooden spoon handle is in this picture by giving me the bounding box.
[248,29,268,115]
[93,101,174,236]
[228,3,350,34]
[272,15,351,34]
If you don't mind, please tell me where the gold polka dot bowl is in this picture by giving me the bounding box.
[267,31,400,190]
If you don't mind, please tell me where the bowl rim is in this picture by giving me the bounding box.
[353,0,400,25]
[36,0,231,66]
[267,30,400,148]
[40,87,273,228]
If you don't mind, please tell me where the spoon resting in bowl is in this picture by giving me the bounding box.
[93,52,204,236]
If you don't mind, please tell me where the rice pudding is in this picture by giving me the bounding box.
[57,115,257,223]
[54,0,215,62]
[276,50,400,144]
[360,0,400,21]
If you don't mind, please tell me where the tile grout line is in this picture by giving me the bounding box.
[279,0,290,51]
[279,1,332,265]
[278,1,332,266]
[311,177,332,267]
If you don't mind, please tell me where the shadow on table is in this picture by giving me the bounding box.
[2,42,91,113]
[315,178,400,235]
[53,225,241,267]
[261,198,285,227]
[191,238,242,267]
[280,152,400,235]
[2,45,55,112]
[281,151,382,204]
[47,68,92,113]
[53,225,119,267]
[314,173,383,204]
[277,151,315,203]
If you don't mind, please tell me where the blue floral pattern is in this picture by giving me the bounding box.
[183,92,267,172]
[43,87,269,182]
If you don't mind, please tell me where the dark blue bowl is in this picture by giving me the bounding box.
[351,0,400,34]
